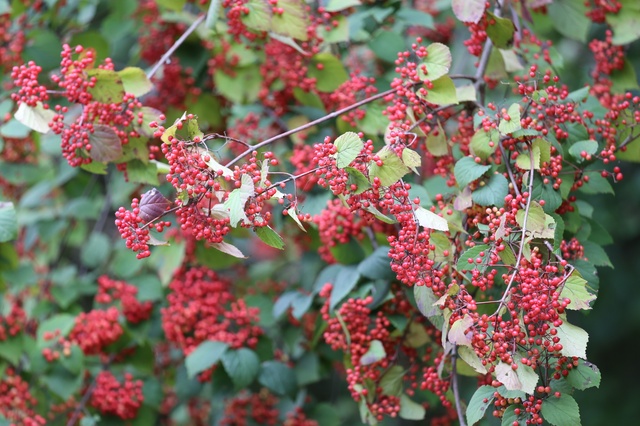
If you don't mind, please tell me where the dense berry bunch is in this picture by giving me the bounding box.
[96,275,153,323]
[162,267,262,378]
[68,307,123,355]
[0,370,46,426]
[89,371,144,420]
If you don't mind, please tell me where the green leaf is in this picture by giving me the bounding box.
[516,144,541,170]
[606,0,640,45]
[224,174,255,227]
[330,265,360,310]
[472,173,509,206]
[610,58,639,93]
[457,244,491,273]
[369,30,405,63]
[325,0,361,12]
[466,385,495,425]
[402,148,421,174]
[80,232,111,268]
[258,360,297,397]
[86,69,125,103]
[531,175,562,213]
[568,140,598,163]
[214,67,262,104]
[0,202,17,243]
[541,394,581,426]
[360,340,386,365]
[37,314,76,348]
[414,206,449,231]
[418,43,452,81]
[42,366,83,400]
[515,201,547,235]
[308,53,349,92]
[369,146,410,187]
[414,285,443,328]
[345,167,371,194]
[358,247,394,281]
[14,102,55,134]
[454,157,491,188]
[548,0,590,43]
[582,240,612,267]
[555,321,588,359]
[334,132,364,168]
[560,271,596,310]
[399,394,425,420]
[185,340,229,378]
[566,360,600,390]
[118,67,153,97]
[498,103,522,134]
[426,122,449,156]
[0,335,22,364]
[458,345,487,374]
[255,226,285,249]
[271,0,310,40]
[242,0,272,32]
[221,348,260,389]
[420,75,458,105]
[501,405,526,426]
[205,0,222,29]
[486,11,515,48]
[578,171,614,195]
[470,128,499,161]
[127,160,159,185]
[379,365,404,396]
[89,124,123,162]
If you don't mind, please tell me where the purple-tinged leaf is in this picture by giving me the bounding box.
[139,188,170,222]
[89,124,122,162]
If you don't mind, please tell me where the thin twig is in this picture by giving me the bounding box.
[493,145,535,317]
[146,14,206,79]
[225,82,422,168]
[451,347,468,426]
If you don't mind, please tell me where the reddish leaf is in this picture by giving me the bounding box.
[89,124,123,162]
[139,188,170,222]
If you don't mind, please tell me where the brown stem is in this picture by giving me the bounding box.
[225,82,422,168]
[493,144,535,317]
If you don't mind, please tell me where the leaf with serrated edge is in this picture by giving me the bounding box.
[470,128,499,161]
[402,148,421,174]
[200,148,233,177]
[369,146,410,187]
[540,394,581,426]
[466,385,495,425]
[555,321,588,358]
[89,124,123,162]
[286,206,306,231]
[418,43,452,81]
[498,103,522,134]
[420,75,458,106]
[118,67,153,97]
[414,206,448,231]
[566,360,600,390]
[334,132,364,168]
[458,346,487,374]
[559,271,595,310]
[454,157,491,188]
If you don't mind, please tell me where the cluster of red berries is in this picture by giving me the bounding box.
[161,267,263,379]
[68,307,123,355]
[0,369,46,426]
[89,371,144,420]
[96,275,153,323]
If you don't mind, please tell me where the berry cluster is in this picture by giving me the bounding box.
[89,371,144,420]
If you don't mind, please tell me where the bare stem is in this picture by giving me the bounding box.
[451,347,468,426]
[147,14,205,79]
[493,145,535,317]
[225,82,422,168]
